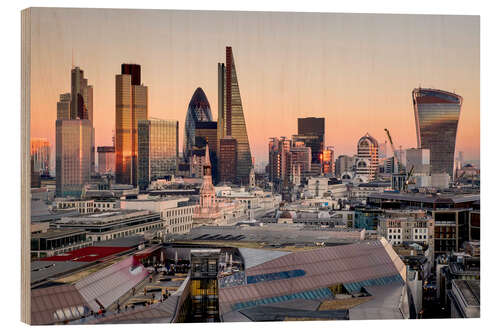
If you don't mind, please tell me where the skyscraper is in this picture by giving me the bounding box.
[217,47,252,184]
[355,133,379,182]
[55,66,94,196]
[115,64,148,186]
[137,119,178,191]
[57,93,71,120]
[184,87,213,160]
[219,137,237,184]
[55,119,92,197]
[412,88,462,177]
[322,146,335,175]
[296,117,325,165]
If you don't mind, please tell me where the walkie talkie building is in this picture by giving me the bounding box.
[412,88,462,178]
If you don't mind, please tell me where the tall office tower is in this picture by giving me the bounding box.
[70,67,85,119]
[218,46,252,184]
[115,64,148,186]
[268,137,295,187]
[184,87,213,160]
[137,119,178,191]
[219,137,237,183]
[268,138,281,183]
[195,121,218,182]
[55,119,92,197]
[57,93,71,120]
[30,138,51,176]
[288,145,311,176]
[97,146,115,175]
[217,63,226,145]
[70,67,95,174]
[322,146,335,175]
[335,155,355,177]
[296,117,325,164]
[355,133,379,182]
[412,88,462,177]
[85,83,95,174]
[406,148,430,175]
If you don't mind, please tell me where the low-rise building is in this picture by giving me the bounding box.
[120,196,195,235]
[448,279,480,318]
[54,210,164,242]
[377,210,434,250]
[31,228,92,258]
[54,198,119,214]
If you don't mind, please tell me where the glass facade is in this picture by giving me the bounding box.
[138,119,179,191]
[297,117,325,164]
[31,138,51,176]
[183,87,213,160]
[343,274,404,293]
[413,88,462,177]
[55,119,92,197]
[231,287,333,311]
[115,65,148,186]
[225,47,252,184]
[246,269,306,284]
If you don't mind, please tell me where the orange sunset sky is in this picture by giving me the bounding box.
[29,8,480,168]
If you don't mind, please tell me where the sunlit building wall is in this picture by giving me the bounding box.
[97,146,115,175]
[223,46,252,184]
[413,88,462,178]
[115,64,148,186]
[55,119,92,197]
[138,119,178,191]
[31,138,51,176]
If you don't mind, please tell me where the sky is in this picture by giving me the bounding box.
[29,8,480,168]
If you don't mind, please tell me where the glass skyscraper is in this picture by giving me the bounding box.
[115,64,148,186]
[412,88,462,177]
[296,117,325,165]
[55,119,92,197]
[138,119,179,191]
[184,87,213,160]
[217,46,252,184]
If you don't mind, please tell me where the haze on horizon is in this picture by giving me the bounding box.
[29,8,480,168]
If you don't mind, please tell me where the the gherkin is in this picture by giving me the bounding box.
[184,87,213,160]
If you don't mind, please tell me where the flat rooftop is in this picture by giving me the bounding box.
[368,192,480,204]
[453,279,480,306]
[171,224,365,248]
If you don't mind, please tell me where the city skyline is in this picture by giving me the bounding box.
[29,8,480,166]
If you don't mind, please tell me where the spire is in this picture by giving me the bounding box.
[204,144,211,166]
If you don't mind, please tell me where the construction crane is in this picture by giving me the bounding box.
[403,165,415,192]
[384,128,402,173]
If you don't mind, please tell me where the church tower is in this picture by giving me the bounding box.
[199,145,216,209]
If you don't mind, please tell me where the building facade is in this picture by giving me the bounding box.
[55,119,92,197]
[219,137,237,184]
[137,119,179,191]
[31,138,51,176]
[97,146,115,175]
[217,47,252,184]
[115,64,148,186]
[355,133,379,183]
[412,88,462,177]
[296,117,325,166]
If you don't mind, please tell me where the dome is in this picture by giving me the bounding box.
[357,133,379,148]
